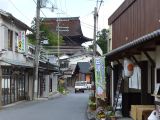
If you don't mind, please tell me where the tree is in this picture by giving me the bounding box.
[28,18,63,46]
[96,28,110,54]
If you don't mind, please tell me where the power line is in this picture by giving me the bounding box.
[97,0,104,13]
[32,0,47,17]
[7,0,32,22]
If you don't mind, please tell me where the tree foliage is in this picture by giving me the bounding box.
[96,28,110,54]
[28,18,63,46]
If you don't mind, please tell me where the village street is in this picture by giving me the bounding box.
[0,90,89,120]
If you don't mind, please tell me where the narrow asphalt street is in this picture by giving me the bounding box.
[0,90,90,120]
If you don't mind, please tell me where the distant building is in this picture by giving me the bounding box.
[42,17,92,55]
[73,62,91,83]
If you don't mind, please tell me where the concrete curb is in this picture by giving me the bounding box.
[2,92,62,110]
[48,92,62,100]
[2,100,27,109]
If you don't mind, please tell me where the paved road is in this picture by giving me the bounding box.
[0,91,89,120]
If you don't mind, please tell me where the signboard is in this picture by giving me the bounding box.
[94,57,106,100]
[17,31,26,53]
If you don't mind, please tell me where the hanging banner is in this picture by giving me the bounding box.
[123,58,134,77]
[94,57,106,100]
[17,31,26,53]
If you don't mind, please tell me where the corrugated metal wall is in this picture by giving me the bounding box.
[109,0,160,49]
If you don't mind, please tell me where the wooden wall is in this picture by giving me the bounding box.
[109,0,160,49]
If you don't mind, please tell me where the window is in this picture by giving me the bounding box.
[8,30,13,50]
[157,68,160,83]
[15,33,18,52]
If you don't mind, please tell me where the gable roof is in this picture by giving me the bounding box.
[75,62,90,74]
[43,17,82,36]
[0,9,32,31]
[42,17,92,45]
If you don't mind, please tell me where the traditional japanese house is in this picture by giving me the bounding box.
[42,17,92,55]
[73,62,91,83]
[0,9,33,106]
[0,9,59,107]
[105,0,160,116]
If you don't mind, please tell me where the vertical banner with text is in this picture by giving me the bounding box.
[17,31,26,53]
[94,57,106,100]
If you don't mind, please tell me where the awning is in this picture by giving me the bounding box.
[104,29,160,61]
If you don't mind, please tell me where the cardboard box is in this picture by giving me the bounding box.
[130,105,155,120]
[137,107,154,120]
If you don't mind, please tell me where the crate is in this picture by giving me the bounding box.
[137,107,154,120]
[130,105,155,120]
[142,110,153,120]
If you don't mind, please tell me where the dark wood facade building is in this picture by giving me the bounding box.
[42,17,92,55]
[106,0,160,117]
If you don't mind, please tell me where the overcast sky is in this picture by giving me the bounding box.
[0,0,124,39]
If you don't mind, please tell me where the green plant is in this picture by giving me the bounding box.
[58,86,65,94]
[89,95,96,102]
[88,100,96,110]
[106,106,113,111]
[96,106,106,119]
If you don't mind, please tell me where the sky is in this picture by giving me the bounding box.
[0,0,124,39]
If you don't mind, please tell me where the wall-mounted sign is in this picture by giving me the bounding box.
[17,31,26,53]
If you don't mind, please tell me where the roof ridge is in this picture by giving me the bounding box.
[0,9,12,17]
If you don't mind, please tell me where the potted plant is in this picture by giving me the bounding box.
[88,100,96,111]
[106,106,116,120]
[96,106,106,120]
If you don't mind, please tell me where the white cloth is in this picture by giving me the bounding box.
[148,110,159,120]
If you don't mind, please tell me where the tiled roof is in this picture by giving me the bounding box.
[104,29,160,61]
[43,17,82,37]
[76,62,90,74]
[0,9,32,31]
[42,17,92,45]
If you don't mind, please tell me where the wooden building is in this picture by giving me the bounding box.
[106,0,160,117]
[42,17,92,55]
[73,62,91,83]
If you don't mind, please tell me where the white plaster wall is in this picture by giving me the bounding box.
[0,25,5,50]
[155,46,160,101]
[69,55,92,65]
[29,75,33,100]
[0,18,25,51]
[34,79,38,98]
[52,74,58,92]
[109,26,112,52]
[44,75,49,97]
[0,51,33,66]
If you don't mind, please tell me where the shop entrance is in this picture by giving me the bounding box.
[1,67,26,105]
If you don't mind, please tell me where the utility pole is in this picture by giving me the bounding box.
[93,6,98,101]
[56,15,69,65]
[93,0,101,105]
[93,7,98,57]
[0,65,2,108]
[57,17,60,65]
[34,0,41,99]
